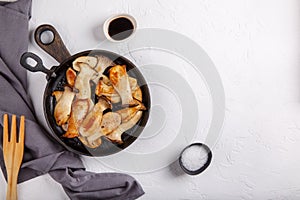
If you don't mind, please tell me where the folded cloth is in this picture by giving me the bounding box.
[0,0,144,199]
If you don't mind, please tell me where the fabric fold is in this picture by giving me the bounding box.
[0,0,144,199]
[50,169,144,200]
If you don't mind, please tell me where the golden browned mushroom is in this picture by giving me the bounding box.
[93,55,115,83]
[101,112,122,134]
[116,100,146,123]
[95,77,115,97]
[96,76,137,94]
[78,136,102,149]
[52,90,67,130]
[132,87,142,102]
[109,65,135,106]
[73,56,98,71]
[53,86,76,126]
[52,91,63,102]
[95,74,140,102]
[86,112,121,145]
[101,75,112,85]
[129,77,138,91]
[62,99,91,138]
[109,95,122,104]
[73,63,98,99]
[94,55,115,73]
[79,98,111,137]
[100,87,143,104]
[106,111,143,143]
[66,67,77,87]
[95,75,120,104]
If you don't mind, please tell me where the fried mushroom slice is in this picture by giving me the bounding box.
[73,56,98,71]
[101,75,112,85]
[100,86,143,104]
[73,63,98,99]
[95,75,121,103]
[79,136,102,149]
[52,91,63,102]
[106,95,122,104]
[100,112,122,134]
[66,67,77,87]
[109,65,135,106]
[53,86,76,126]
[79,98,111,137]
[95,77,115,97]
[86,112,121,145]
[106,111,143,144]
[93,55,115,83]
[116,100,146,123]
[62,99,91,138]
[132,87,142,102]
[95,74,139,104]
[95,76,138,97]
[129,77,138,91]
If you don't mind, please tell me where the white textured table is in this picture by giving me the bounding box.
[1,0,300,199]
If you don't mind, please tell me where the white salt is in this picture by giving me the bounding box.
[181,145,208,171]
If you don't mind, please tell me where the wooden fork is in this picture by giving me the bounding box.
[3,114,25,200]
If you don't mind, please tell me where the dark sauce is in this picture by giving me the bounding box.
[108,17,134,41]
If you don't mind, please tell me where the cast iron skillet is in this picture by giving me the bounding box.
[20,24,150,157]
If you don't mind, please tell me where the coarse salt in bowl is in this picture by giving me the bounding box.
[179,143,212,175]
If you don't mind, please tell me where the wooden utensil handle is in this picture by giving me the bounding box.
[34,24,71,63]
[6,169,18,200]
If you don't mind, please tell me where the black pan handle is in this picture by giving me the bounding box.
[20,52,56,79]
[34,24,71,63]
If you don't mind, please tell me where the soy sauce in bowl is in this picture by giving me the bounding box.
[108,17,134,41]
[104,14,137,42]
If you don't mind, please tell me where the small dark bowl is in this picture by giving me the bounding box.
[179,143,212,175]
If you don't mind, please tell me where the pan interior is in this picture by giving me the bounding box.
[43,50,150,156]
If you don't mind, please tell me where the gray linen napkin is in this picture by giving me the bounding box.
[0,0,145,199]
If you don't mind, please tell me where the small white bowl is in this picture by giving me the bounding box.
[103,14,137,43]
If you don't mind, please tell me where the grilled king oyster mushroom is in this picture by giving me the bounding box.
[53,86,76,126]
[86,112,121,145]
[53,90,67,130]
[100,75,111,85]
[62,99,92,138]
[116,100,146,123]
[106,111,143,144]
[79,98,111,137]
[79,136,102,149]
[109,65,135,106]
[73,62,98,99]
[73,56,98,70]
[132,87,142,102]
[93,55,115,83]
[52,91,63,102]
[96,73,140,103]
[129,77,138,91]
[97,87,142,104]
[96,75,138,96]
[95,76,115,97]
[66,67,77,87]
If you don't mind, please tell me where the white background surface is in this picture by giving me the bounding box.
[1,0,300,199]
